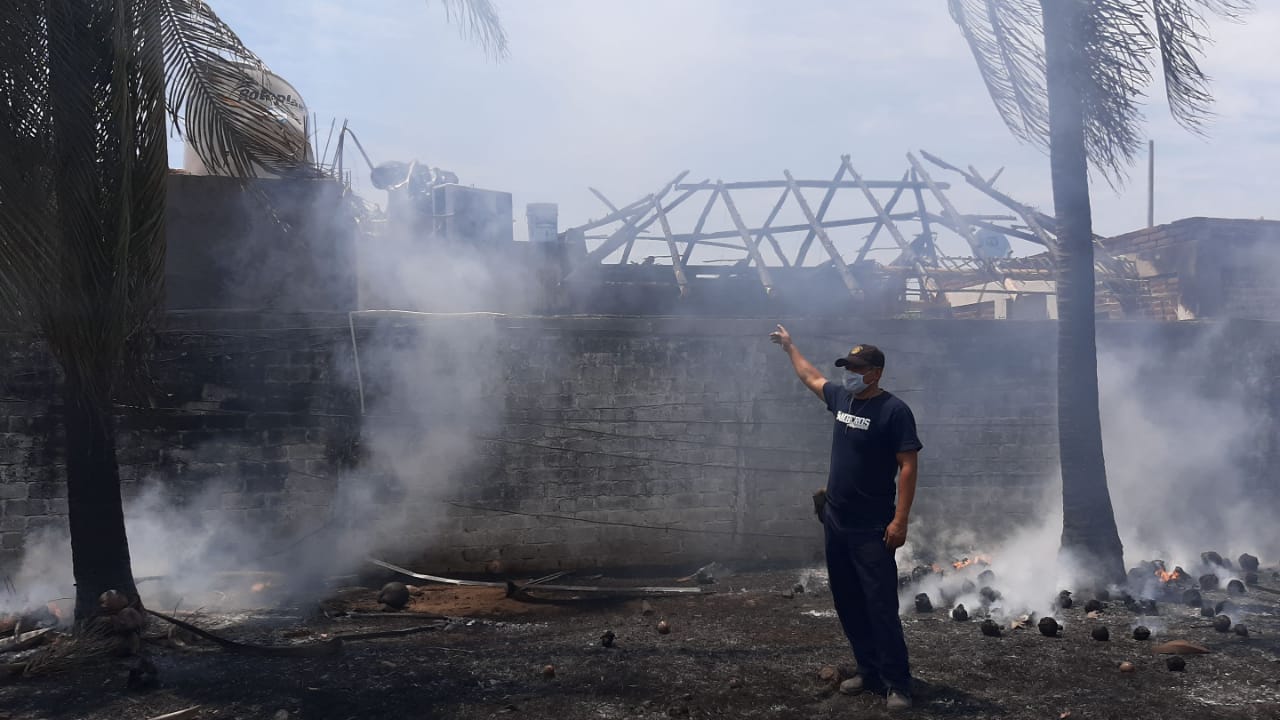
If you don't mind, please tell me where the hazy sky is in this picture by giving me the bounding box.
[175,1,1279,256]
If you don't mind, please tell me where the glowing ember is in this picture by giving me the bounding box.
[930,563,944,574]
[46,603,64,621]
[251,582,271,593]
[1153,561,1187,583]
[952,555,992,570]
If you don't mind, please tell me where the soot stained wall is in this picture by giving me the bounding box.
[3,314,1278,574]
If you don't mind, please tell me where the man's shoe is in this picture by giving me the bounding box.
[886,690,913,711]
[838,675,866,695]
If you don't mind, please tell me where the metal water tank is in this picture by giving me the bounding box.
[526,203,559,244]
[181,61,313,178]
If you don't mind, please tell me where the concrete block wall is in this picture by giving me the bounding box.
[4,312,1280,574]
[0,313,361,569]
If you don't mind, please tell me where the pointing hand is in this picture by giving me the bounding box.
[769,324,792,349]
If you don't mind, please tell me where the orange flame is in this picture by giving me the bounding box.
[46,602,64,621]
[930,563,944,574]
[1153,562,1186,583]
[952,555,993,570]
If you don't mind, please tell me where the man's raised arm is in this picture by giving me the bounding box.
[770,324,827,400]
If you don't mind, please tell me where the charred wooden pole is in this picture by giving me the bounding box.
[855,171,911,265]
[651,195,690,297]
[782,170,858,296]
[841,156,933,300]
[794,162,848,266]
[681,186,721,266]
[718,183,776,295]
[907,152,984,257]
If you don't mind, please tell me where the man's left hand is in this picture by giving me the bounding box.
[884,518,908,550]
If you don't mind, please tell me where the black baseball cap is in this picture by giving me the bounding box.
[835,344,885,370]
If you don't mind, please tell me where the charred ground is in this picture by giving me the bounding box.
[2,565,1280,720]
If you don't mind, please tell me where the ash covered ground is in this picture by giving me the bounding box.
[2,561,1279,720]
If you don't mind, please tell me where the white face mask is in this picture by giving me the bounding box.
[842,372,869,395]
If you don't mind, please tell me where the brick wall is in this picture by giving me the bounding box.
[1109,218,1280,321]
[3,313,1279,575]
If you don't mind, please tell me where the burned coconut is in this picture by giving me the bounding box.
[1227,579,1246,595]
[951,604,969,622]
[1199,574,1220,591]
[980,619,1002,637]
[1058,590,1073,609]
[1234,624,1249,637]
[1166,656,1186,672]
[1133,626,1151,641]
[1084,599,1104,614]
[1092,626,1110,642]
[1201,551,1229,569]
[1238,553,1260,573]
[1213,615,1232,633]
[914,593,933,613]
[378,582,410,610]
[1182,589,1202,608]
[1038,617,1061,637]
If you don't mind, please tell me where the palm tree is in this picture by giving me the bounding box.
[0,0,504,621]
[949,0,1250,585]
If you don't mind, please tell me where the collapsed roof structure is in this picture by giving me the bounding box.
[558,151,1143,318]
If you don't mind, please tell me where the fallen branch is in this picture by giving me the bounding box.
[145,610,342,658]
[372,558,707,598]
[0,627,52,655]
[148,707,201,720]
[332,623,447,642]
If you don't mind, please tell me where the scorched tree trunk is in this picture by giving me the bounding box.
[63,385,140,620]
[1041,0,1126,586]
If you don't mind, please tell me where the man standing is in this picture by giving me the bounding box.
[769,324,921,712]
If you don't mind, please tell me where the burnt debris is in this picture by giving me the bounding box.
[1092,626,1110,642]
[915,593,933,613]
[980,619,1002,637]
[378,582,410,610]
[1238,553,1260,573]
[1133,626,1151,641]
[1058,590,1074,609]
[1038,617,1061,637]
[1227,579,1246,595]
[1199,574,1220,592]
[951,604,969,622]
[1201,551,1230,569]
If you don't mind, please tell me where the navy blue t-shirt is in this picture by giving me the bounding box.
[821,382,923,532]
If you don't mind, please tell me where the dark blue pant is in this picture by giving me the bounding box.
[824,524,912,695]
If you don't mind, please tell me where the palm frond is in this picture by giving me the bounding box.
[1075,0,1154,179]
[0,3,59,328]
[948,0,1049,148]
[0,2,171,405]
[158,0,318,178]
[1152,0,1252,131]
[952,0,1251,178]
[431,0,509,59]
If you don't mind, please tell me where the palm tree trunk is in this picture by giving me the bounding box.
[1041,0,1125,586]
[45,2,142,620]
[64,385,139,620]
